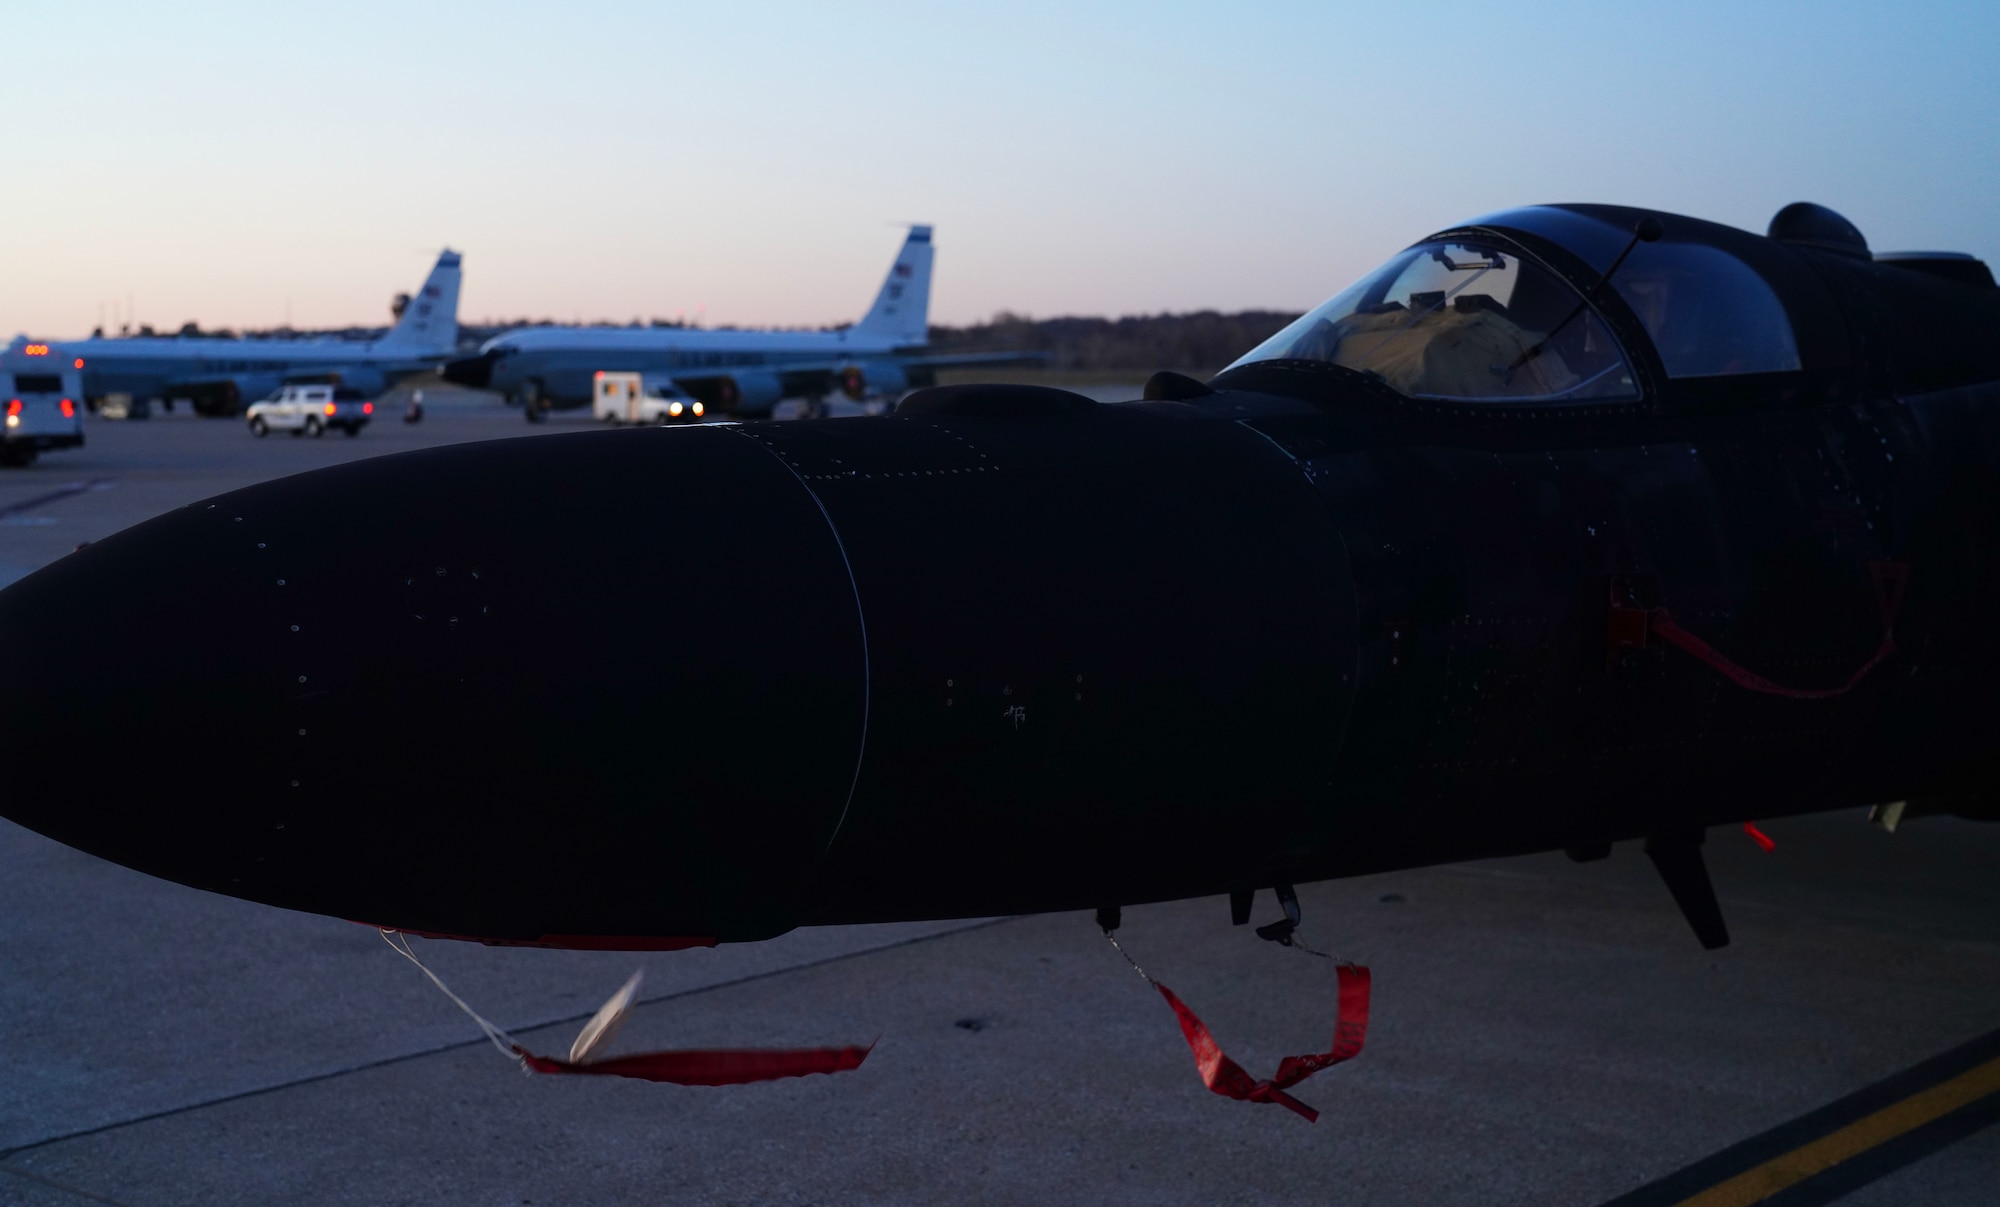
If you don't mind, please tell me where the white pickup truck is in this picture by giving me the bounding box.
[592,372,704,424]
[246,384,374,437]
[0,342,85,467]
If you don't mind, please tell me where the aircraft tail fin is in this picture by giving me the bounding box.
[377,249,462,353]
[850,226,933,345]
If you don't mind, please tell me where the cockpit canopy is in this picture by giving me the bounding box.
[1230,239,1638,403]
[1229,206,1804,401]
[1613,240,1801,378]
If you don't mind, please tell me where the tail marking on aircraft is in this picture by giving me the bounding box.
[851,227,934,345]
[377,250,463,354]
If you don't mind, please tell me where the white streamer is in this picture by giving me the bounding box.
[379,929,525,1068]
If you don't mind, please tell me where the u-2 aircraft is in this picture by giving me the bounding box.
[1,201,1995,955]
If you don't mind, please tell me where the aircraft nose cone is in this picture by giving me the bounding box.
[440,351,496,388]
[0,429,865,942]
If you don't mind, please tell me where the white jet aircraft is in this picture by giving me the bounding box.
[57,251,463,416]
[442,227,1031,420]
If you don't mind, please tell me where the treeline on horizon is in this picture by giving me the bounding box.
[925,310,1301,376]
[452,309,1305,372]
[108,309,1304,376]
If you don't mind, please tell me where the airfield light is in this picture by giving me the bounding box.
[324,403,337,416]
[60,399,74,418]
[363,402,374,415]
[24,344,47,356]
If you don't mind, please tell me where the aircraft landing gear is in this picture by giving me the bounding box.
[517,380,551,424]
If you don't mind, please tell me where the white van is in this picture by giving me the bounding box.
[592,371,704,424]
[0,341,86,467]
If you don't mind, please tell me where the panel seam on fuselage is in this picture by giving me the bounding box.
[729,428,871,854]
[1232,418,1363,789]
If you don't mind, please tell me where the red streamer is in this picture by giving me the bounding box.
[1152,963,1370,1123]
[1631,562,1909,701]
[1648,613,1895,700]
[1742,821,1776,852]
[515,1042,872,1086]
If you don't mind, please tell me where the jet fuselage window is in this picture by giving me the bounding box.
[1611,242,1802,378]
[1229,240,1638,404]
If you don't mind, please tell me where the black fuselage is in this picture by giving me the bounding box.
[3,206,1996,946]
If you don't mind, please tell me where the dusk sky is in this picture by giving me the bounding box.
[4,1,1995,336]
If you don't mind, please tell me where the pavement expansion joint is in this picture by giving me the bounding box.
[0,478,115,521]
[0,916,1016,1163]
[0,1165,139,1207]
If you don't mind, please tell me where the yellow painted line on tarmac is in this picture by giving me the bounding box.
[1669,1054,2000,1207]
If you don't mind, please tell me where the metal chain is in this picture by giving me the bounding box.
[1101,928,1158,986]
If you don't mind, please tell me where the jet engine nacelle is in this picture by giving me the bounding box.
[839,361,908,401]
[233,375,284,406]
[176,376,274,418]
[710,371,784,418]
[329,368,387,396]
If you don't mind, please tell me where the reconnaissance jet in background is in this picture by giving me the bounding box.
[442,226,1031,421]
[59,250,463,416]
